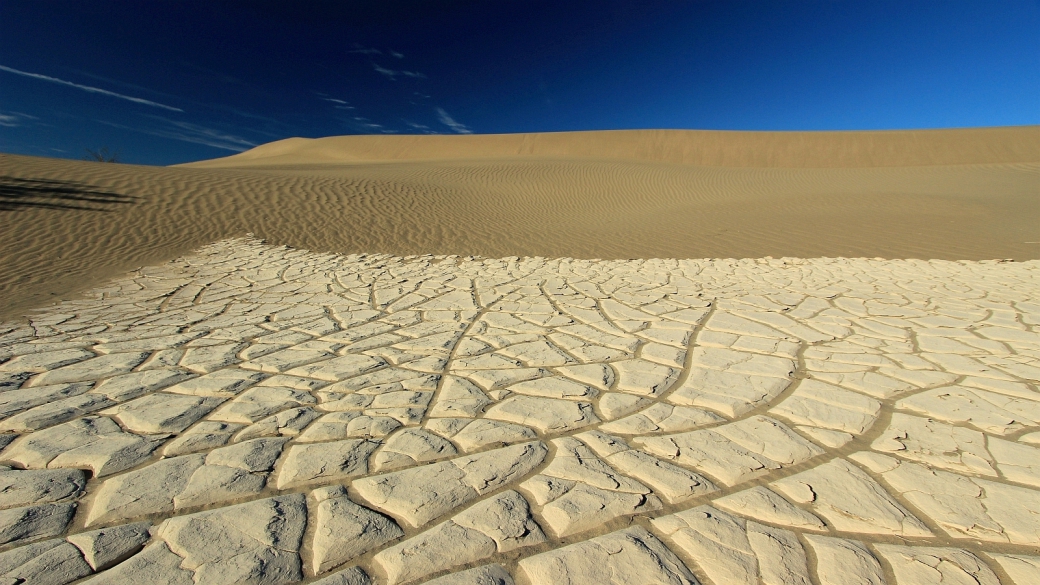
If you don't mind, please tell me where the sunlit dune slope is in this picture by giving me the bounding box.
[182,127,1039,168]
[1,126,1037,321]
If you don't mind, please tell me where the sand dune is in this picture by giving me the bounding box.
[184,126,1039,168]
[1,126,1037,321]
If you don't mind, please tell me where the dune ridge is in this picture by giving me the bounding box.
[182,126,1040,168]
[1,126,1038,321]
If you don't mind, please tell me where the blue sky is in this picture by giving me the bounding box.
[1,0,1037,165]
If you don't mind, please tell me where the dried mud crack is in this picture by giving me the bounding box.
[0,237,1038,584]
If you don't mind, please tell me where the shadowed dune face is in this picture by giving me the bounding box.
[0,126,1038,321]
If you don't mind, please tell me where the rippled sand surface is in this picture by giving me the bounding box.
[1,127,1037,321]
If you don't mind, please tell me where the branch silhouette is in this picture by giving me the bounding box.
[83,147,121,163]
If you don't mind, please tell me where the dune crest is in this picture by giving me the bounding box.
[182,126,1039,168]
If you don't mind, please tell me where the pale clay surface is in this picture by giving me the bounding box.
[0,238,1037,584]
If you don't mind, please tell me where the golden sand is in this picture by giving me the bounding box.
[1,126,1037,321]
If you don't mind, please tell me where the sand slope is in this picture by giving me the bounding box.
[183,126,1039,168]
[1,126,1037,320]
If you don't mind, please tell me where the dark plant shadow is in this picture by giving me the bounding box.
[0,176,138,211]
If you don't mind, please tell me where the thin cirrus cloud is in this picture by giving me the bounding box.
[0,110,36,127]
[98,117,257,151]
[404,120,435,134]
[0,64,183,112]
[351,115,381,128]
[349,46,404,59]
[436,108,471,134]
[372,63,427,80]
[323,98,355,110]
[340,114,398,134]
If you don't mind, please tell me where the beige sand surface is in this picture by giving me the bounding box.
[0,238,1038,584]
[1,126,1037,323]
[184,126,1040,168]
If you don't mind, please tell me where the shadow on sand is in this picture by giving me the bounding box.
[0,176,138,211]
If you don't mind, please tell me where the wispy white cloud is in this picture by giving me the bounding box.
[321,96,355,110]
[373,63,427,80]
[333,112,388,134]
[350,115,384,130]
[349,46,404,59]
[159,119,256,150]
[98,117,256,151]
[373,64,395,79]
[403,120,435,135]
[0,64,183,112]
[0,110,36,127]
[435,108,471,134]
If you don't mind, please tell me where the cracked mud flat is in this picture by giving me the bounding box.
[1,237,1039,584]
